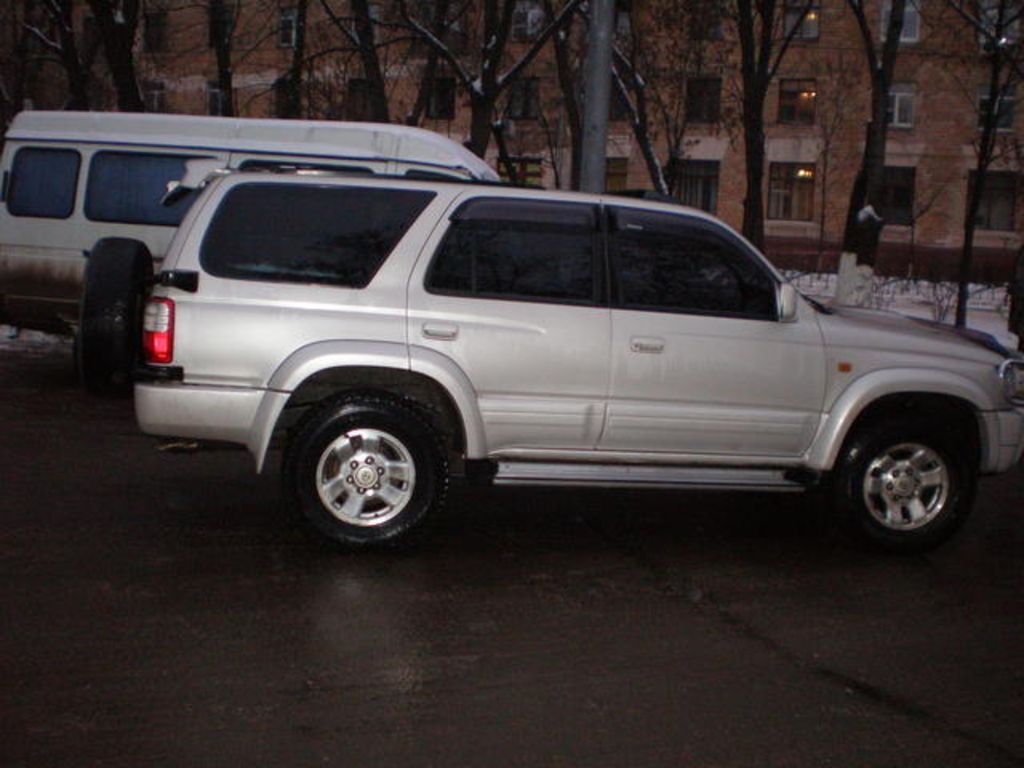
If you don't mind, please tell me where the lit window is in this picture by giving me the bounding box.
[785,1,820,40]
[768,163,815,221]
[779,79,817,125]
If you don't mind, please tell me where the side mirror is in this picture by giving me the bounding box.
[778,282,799,323]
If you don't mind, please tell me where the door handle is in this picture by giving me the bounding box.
[422,322,459,341]
[630,336,665,354]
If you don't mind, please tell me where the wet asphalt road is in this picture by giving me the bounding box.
[2,336,1023,768]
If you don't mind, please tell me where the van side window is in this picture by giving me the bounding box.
[200,183,435,288]
[85,151,206,226]
[7,148,81,219]
[426,198,599,304]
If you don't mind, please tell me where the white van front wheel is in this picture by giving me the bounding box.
[78,238,153,397]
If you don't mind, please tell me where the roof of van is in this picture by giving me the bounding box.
[6,110,500,182]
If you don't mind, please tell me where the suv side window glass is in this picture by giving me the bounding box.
[201,183,435,288]
[610,208,776,319]
[427,198,598,304]
[7,148,81,219]
[85,151,206,226]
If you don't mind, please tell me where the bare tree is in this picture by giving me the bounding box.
[727,0,815,251]
[23,0,99,110]
[834,0,907,304]
[944,0,1023,327]
[400,0,583,158]
[87,0,144,111]
[1,0,37,130]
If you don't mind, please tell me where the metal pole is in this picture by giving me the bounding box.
[579,0,614,193]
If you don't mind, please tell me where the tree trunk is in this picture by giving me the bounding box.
[352,0,389,122]
[88,0,143,112]
[741,97,766,251]
[467,97,496,157]
[279,0,308,118]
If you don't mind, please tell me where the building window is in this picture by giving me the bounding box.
[426,77,455,120]
[512,0,545,41]
[689,3,724,40]
[143,11,168,53]
[881,0,920,43]
[278,8,298,48]
[971,171,1017,231]
[507,77,540,120]
[606,157,629,192]
[142,79,166,112]
[887,83,915,128]
[785,1,820,40]
[344,78,371,121]
[779,79,816,125]
[768,163,815,221]
[685,77,721,123]
[978,85,1016,130]
[671,159,719,214]
[978,0,1020,47]
[880,166,916,226]
[498,156,543,185]
[207,80,228,115]
[615,0,632,37]
[208,0,233,47]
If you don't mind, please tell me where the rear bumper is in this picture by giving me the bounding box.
[135,381,264,449]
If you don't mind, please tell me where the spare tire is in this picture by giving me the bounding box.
[78,238,153,397]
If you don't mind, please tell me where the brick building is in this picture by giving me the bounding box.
[2,0,1021,278]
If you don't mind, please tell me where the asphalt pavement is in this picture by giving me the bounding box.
[2,336,1023,767]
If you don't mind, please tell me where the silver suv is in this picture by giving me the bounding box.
[83,171,1024,551]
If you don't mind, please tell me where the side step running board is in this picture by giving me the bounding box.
[492,461,809,492]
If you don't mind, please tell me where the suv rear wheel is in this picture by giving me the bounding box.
[78,238,153,396]
[284,394,448,546]
[833,415,976,553]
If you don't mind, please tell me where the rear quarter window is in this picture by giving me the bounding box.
[200,183,436,288]
[7,147,81,219]
[85,151,205,226]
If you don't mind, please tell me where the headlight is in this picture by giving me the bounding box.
[1000,360,1024,404]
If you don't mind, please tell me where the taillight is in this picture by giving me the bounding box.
[143,298,175,365]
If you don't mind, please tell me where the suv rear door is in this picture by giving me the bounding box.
[600,206,826,458]
[408,196,610,453]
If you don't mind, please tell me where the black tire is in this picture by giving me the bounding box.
[284,394,448,547]
[78,238,153,397]
[833,414,976,553]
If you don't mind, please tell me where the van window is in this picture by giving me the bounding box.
[238,159,374,175]
[7,148,81,219]
[201,183,435,288]
[85,151,205,226]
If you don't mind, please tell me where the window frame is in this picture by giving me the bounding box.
[278,7,298,48]
[607,206,780,322]
[784,0,821,40]
[970,170,1017,231]
[425,197,603,307]
[881,0,920,43]
[506,76,541,120]
[978,84,1016,131]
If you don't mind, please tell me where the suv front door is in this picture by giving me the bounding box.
[408,196,610,454]
[600,206,825,458]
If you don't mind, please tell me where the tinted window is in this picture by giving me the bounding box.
[427,198,597,304]
[85,151,204,226]
[239,159,374,175]
[201,183,435,287]
[611,208,776,319]
[7,148,81,218]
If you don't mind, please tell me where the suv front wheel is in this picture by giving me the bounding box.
[284,394,448,546]
[833,415,976,553]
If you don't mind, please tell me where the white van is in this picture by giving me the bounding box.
[0,111,498,334]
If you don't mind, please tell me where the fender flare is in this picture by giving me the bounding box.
[246,340,484,471]
[805,367,998,471]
